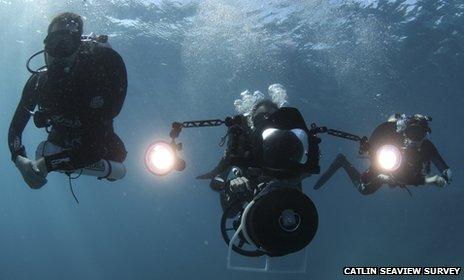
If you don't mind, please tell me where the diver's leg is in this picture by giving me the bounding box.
[314,154,344,189]
[314,153,360,189]
[338,155,363,187]
[321,154,386,195]
[333,155,383,193]
[356,170,382,195]
[357,182,382,195]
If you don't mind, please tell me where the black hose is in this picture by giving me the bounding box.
[67,170,83,204]
[26,50,46,74]
[69,177,80,204]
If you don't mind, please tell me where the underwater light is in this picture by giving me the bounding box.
[376,145,402,171]
[145,141,177,176]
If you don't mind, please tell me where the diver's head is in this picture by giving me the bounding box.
[44,13,83,72]
[396,114,431,145]
[250,100,279,129]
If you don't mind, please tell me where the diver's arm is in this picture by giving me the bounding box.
[424,140,449,173]
[197,143,233,180]
[9,74,48,189]
[8,74,39,161]
[423,140,451,184]
[197,122,247,180]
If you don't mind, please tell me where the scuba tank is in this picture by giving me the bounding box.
[35,141,126,181]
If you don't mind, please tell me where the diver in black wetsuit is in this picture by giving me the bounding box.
[196,101,277,183]
[196,101,274,212]
[8,13,127,189]
[197,100,321,213]
[314,114,452,194]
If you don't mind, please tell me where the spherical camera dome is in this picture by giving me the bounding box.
[261,128,308,170]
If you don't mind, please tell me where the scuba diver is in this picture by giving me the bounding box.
[314,114,452,195]
[196,100,273,212]
[197,99,320,213]
[8,12,128,189]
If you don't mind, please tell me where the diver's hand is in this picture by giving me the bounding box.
[442,169,452,184]
[377,174,394,184]
[35,157,48,178]
[425,175,447,188]
[435,176,447,188]
[14,156,48,189]
[228,177,250,193]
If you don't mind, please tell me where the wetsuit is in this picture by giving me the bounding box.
[8,42,127,172]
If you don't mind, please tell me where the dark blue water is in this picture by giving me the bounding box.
[0,0,462,279]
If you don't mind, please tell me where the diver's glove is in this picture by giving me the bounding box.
[228,176,250,193]
[442,169,452,184]
[15,156,48,189]
[425,175,447,188]
[377,174,394,184]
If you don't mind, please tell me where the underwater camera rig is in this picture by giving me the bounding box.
[145,109,374,273]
